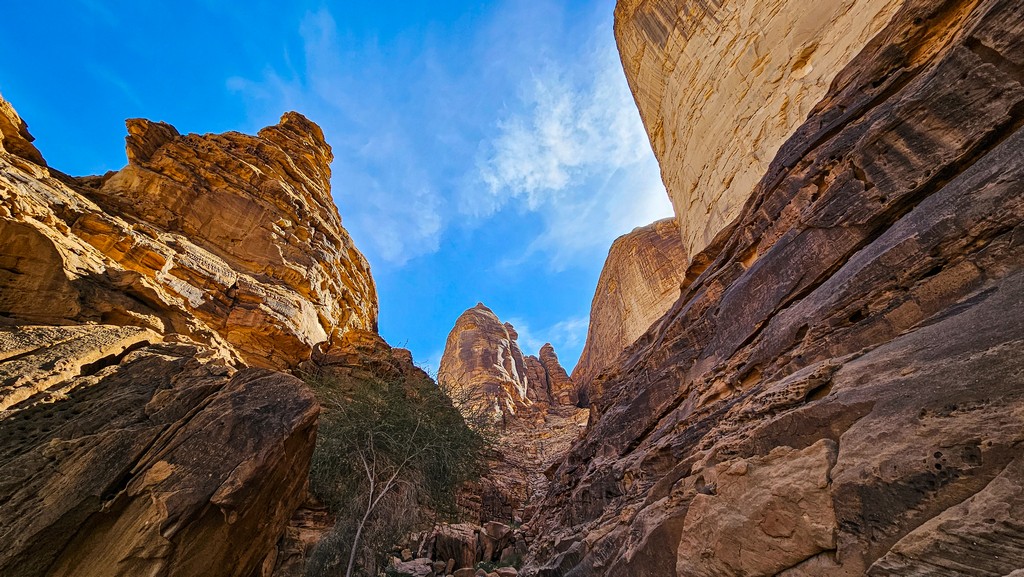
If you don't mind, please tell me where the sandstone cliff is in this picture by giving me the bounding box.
[571,218,687,401]
[438,303,583,416]
[615,0,903,260]
[528,0,1024,575]
[438,304,588,546]
[0,96,377,577]
[536,344,577,407]
[438,304,532,417]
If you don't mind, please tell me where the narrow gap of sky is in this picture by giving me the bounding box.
[0,0,673,373]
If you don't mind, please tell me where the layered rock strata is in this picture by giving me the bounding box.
[571,218,687,401]
[0,96,375,577]
[438,303,580,418]
[0,329,317,577]
[528,0,1024,575]
[438,304,588,543]
[536,344,577,406]
[615,0,904,259]
[438,304,531,417]
[1,102,376,371]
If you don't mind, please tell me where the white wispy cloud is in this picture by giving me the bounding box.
[227,1,671,270]
[473,19,672,270]
[227,8,447,266]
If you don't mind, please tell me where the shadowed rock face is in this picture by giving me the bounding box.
[615,0,903,260]
[571,218,687,403]
[0,96,375,577]
[527,0,1024,575]
[0,330,318,577]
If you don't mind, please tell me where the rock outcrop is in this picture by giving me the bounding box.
[615,0,903,260]
[437,304,531,417]
[525,345,578,408]
[0,95,375,577]
[0,329,317,577]
[571,218,687,401]
[527,0,1024,575]
[438,304,588,553]
[438,304,581,418]
[536,344,576,407]
[1,100,375,371]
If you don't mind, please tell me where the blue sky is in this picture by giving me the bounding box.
[0,0,671,373]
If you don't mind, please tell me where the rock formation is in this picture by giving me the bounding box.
[615,0,903,260]
[571,218,687,401]
[0,95,377,577]
[437,304,530,416]
[527,0,1024,575]
[437,304,589,566]
[1,100,375,371]
[536,344,577,406]
[82,113,376,370]
[0,330,317,577]
[438,303,582,418]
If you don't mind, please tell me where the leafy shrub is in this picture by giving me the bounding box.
[306,373,487,577]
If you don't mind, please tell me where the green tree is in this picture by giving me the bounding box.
[307,375,487,577]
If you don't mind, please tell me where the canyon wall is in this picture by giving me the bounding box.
[571,218,687,402]
[0,97,377,577]
[528,0,1024,575]
[438,303,580,418]
[438,304,588,550]
[615,0,903,259]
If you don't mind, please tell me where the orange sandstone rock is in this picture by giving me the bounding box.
[571,217,687,401]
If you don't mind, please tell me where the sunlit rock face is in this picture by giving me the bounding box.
[438,303,582,418]
[89,113,378,370]
[526,1,1024,575]
[1,100,376,371]
[571,217,687,403]
[438,303,588,534]
[615,0,902,260]
[438,303,532,417]
[0,95,380,577]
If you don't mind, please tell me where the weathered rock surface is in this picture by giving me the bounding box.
[528,1,1024,575]
[0,97,46,166]
[438,303,532,417]
[524,355,552,404]
[438,303,588,552]
[0,328,318,577]
[537,344,577,407]
[571,218,687,401]
[0,96,373,577]
[1,96,376,370]
[438,304,582,419]
[615,0,903,260]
